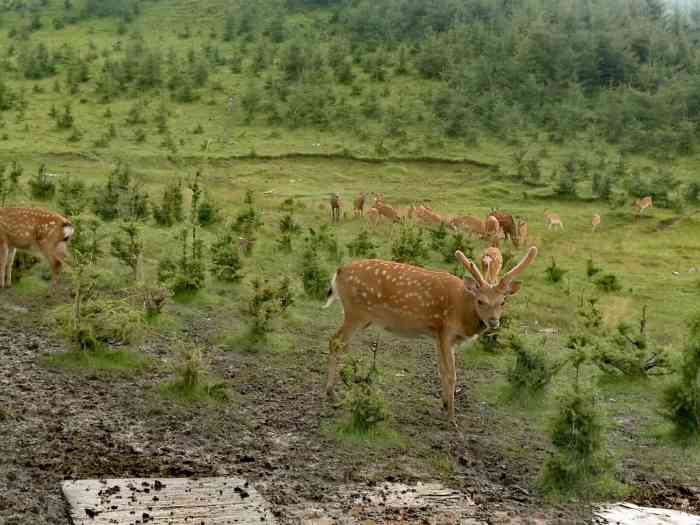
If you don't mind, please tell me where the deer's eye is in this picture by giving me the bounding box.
[478,299,486,306]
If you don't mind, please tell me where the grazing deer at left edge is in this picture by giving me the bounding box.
[323,246,538,421]
[0,207,74,290]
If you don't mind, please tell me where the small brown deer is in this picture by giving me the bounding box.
[414,205,444,227]
[0,207,74,289]
[515,220,528,248]
[591,213,601,232]
[323,246,538,421]
[372,195,401,223]
[484,215,504,245]
[487,210,517,244]
[480,245,503,286]
[449,215,486,239]
[633,196,653,216]
[330,193,342,223]
[353,192,366,217]
[544,209,564,231]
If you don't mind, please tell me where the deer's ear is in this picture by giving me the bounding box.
[464,277,480,296]
[507,281,522,295]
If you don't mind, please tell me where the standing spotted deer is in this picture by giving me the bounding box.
[633,196,653,216]
[323,246,538,421]
[544,209,564,231]
[330,193,342,223]
[372,195,401,223]
[353,192,366,217]
[0,207,74,289]
[480,245,503,286]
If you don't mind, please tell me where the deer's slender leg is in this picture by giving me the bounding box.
[5,248,16,287]
[0,241,8,289]
[326,316,364,400]
[438,331,457,421]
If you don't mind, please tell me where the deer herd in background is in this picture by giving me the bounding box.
[0,189,654,422]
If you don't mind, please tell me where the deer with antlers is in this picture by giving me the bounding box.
[633,196,653,216]
[323,246,538,421]
[0,207,74,289]
[353,192,366,217]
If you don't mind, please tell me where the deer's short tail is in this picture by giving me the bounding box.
[323,271,339,309]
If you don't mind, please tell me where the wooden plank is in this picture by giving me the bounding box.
[594,503,700,525]
[62,477,277,525]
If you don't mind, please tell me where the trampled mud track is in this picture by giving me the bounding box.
[0,303,696,524]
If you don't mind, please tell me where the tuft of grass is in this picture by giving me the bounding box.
[159,345,229,404]
[43,348,152,375]
[322,420,407,451]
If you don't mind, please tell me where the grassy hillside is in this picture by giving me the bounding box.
[1,0,700,520]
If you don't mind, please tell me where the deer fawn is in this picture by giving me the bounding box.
[353,192,366,217]
[591,213,601,232]
[480,245,503,286]
[323,246,538,421]
[544,209,564,230]
[0,207,74,289]
[633,196,653,216]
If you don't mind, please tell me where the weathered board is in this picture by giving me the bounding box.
[594,503,700,525]
[62,477,277,525]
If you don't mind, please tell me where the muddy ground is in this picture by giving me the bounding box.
[0,296,698,525]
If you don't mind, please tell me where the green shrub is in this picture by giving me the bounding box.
[300,244,330,300]
[595,273,621,293]
[110,222,144,281]
[545,258,567,284]
[237,277,290,351]
[153,179,184,227]
[391,223,428,266]
[28,163,56,200]
[540,389,620,497]
[56,176,88,216]
[210,228,243,283]
[339,350,387,433]
[347,229,378,259]
[586,258,602,279]
[661,315,700,440]
[157,226,206,294]
[506,334,563,398]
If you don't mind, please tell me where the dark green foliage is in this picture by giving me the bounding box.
[69,217,104,266]
[545,258,567,284]
[347,229,378,259]
[593,306,671,377]
[232,190,263,234]
[237,277,291,351]
[56,176,87,216]
[153,179,184,227]
[197,198,218,226]
[157,226,205,294]
[586,258,602,279]
[0,161,21,206]
[685,182,700,205]
[661,315,700,440]
[210,228,243,283]
[391,223,428,266]
[28,164,56,200]
[339,345,387,433]
[300,234,331,300]
[110,222,143,280]
[55,103,74,129]
[595,273,622,293]
[540,390,615,497]
[506,334,563,398]
[92,161,149,222]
